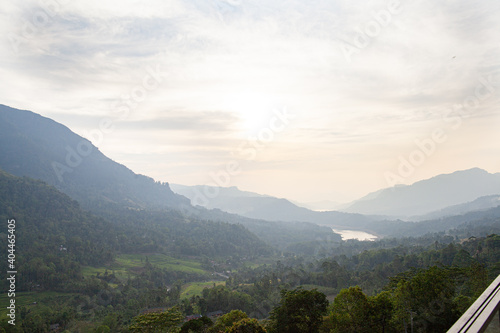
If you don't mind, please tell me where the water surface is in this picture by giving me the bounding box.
[332,228,378,241]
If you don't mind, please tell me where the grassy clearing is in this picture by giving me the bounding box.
[0,292,76,317]
[181,281,226,299]
[82,253,209,282]
[116,254,206,274]
[81,264,130,281]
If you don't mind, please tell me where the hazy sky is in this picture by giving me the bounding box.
[1,0,499,203]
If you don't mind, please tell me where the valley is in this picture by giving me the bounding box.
[0,105,499,332]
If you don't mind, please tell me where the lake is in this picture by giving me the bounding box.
[332,228,378,241]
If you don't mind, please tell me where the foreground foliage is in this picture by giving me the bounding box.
[129,308,184,333]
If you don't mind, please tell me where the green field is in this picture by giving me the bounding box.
[82,253,209,282]
[0,292,76,318]
[181,281,226,298]
[117,254,206,274]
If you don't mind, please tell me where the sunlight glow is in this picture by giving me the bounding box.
[222,91,277,135]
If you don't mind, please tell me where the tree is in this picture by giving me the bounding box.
[268,288,328,333]
[210,310,248,332]
[329,286,371,333]
[392,266,459,332]
[368,291,395,333]
[95,325,111,333]
[181,316,213,333]
[228,318,266,333]
[129,307,184,333]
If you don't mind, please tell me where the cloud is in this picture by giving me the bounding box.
[118,110,240,132]
[1,0,500,201]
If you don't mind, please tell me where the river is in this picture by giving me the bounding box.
[331,228,378,241]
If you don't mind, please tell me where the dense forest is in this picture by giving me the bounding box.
[0,169,273,290]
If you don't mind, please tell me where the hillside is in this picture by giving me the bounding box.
[343,168,500,217]
[410,195,500,221]
[0,104,189,211]
[0,168,116,292]
[0,169,273,284]
[369,205,500,237]
[0,169,271,330]
[0,105,341,250]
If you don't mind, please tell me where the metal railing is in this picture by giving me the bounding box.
[448,274,500,332]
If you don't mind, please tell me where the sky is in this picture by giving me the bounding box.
[1,0,500,205]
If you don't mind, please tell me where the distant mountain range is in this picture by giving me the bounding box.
[341,168,500,218]
[369,205,500,238]
[172,169,500,229]
[2,103,499,240]
[292,199,346,212]
[410,194,500,221]
[171,184,380,229]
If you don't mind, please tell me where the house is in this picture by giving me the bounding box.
[185,314,202,322]
[206,310,224,319]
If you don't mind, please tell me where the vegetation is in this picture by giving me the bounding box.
[1,168,499,332]
[129,307,184,332]
[209,310,249,332]
[180,316,213,332]
[267,288,328,333]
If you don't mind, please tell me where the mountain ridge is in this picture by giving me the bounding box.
[0,104,343,249]
[3,104,499,238]
[342,168,500,217]
[409,194,500,221]
[0,104,189,210]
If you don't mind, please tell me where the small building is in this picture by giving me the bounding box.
[206,310,224,319]
[185,314,202,322]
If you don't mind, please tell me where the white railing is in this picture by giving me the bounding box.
[448,274,500,332]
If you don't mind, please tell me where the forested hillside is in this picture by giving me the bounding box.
[0,105,344,248]
[0,169,271,291]
[0,169,116,291]
[0,104,188,210]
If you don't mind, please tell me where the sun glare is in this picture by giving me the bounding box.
[222,92,277,135]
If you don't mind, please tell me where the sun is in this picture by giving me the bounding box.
[222,91,277,135]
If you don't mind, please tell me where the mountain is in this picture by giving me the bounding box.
[0,105,341,250]
[410,194,500,221]
[342,168,500,217]
[291,200,346,211]
[170,184,270,215]
[0,104,189,210]
[369,205,500,238]
[170,184,378,229]
[171,184,348,212]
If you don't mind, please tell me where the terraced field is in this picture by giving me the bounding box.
[82,253,209,281]
[0,292,77,318]
[181,281,226,298]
